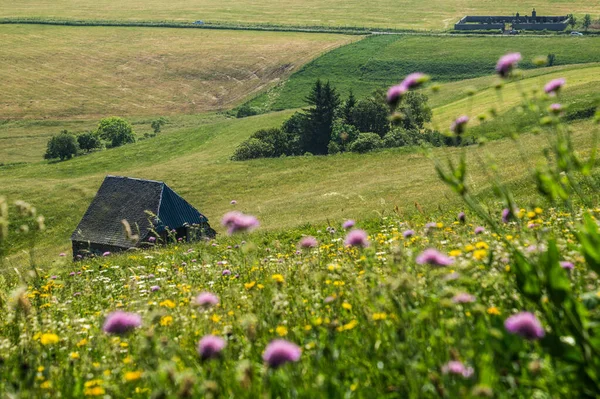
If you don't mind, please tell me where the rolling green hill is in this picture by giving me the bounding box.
[248,35,600,111]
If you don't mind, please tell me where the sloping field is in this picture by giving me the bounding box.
[249,35,600,111]
[0,24,355,120]
[0,0,596,30]
[1,107,597,262]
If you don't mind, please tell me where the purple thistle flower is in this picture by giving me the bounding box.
[150,285,160,292]
[344,229,370,248]
[102,251,111,257]
[401,72,429,90]
[450,115,469,135]
[299,236,318,249]
[474,226,485,235]
[69,271,76,276]
[342,219,356,229]
[496,52,521,78]
[230,200,237,205]
[324,296,336,303]
[403,229,415,238]
[263,339,302,368]
[147,274,155,278]
[102,311,142,335]
[544,78,565,95]
[457,212,466,223]
[504,312,545,340]
[560,261,574,270]
[221,211,259,235]
[387,84,408,105]
[416,248,454,267]
[501,208,514,223]
[197,335,226,360]
[194,292,219,307]
[442,361,474,378]
[222,269,232,276]
[452,293,475,304]
[148,236,156,243]
[59,252,66,257]
[425,222,437,231]
[549,103,563,114]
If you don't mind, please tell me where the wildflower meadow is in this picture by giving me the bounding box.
[1,53,600,398]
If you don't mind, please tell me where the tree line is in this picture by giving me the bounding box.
[44,117,166,161]
[232,80,472,161]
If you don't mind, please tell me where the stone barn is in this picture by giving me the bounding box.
[71,175,215,259]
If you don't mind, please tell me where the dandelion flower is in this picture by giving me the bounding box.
[262,339,301,368]
[504,312,545,340]
[344,229,370,248]
[197,335,226,360]
[102,311,142,335]
[416,248,454,267]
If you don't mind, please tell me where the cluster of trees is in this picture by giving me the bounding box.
[232,80,468,161]
[44,117,167,161]
[568,14,596,31]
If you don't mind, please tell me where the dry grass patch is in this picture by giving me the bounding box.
[0,24,355,120]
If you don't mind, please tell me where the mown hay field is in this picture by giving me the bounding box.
[1,0,597,30]
[0,24,355,120]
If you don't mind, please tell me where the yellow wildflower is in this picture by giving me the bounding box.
[160,315,173,326]
[257,284,265,289]
[275,326,288,336]
[40,333,59,346]
[159,299,176,309]
[535,207,543,214]
[84,387,105,396]
[211,314,221,323]
[337,320,358,332]
[342,302,352,310]
[70,352,80,360]
[84,380,103,388]
[41,381,52,389]
[244,281,256,290]
[124,371,143,382]
[505,265,511,272]
[473,249,487,260]
[475,241,489,250]
[123,356,133,364]
[77,338,88,347]
[464,244,474,252]
[372,313,387,321]
[304,325,312,331]
[227,310,234,316]
[487,307,501,315]
[449,250,462,257]
[272,274,285,283]
[527,211,536,219]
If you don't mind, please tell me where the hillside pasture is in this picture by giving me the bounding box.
[0,0,597,30]
[248,35,600,111]
[0,24,355,120]
[1,105,597,264]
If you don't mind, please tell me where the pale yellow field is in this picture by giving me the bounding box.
[0,25,355,120]
[1,0,596,30]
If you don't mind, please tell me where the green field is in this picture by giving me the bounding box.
[0,24,354,120]
[249,35,600,111]
[1,0,597,30]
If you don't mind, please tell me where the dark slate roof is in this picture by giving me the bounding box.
[71,176,209,248]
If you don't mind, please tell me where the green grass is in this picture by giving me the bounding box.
[0,0,597,30]
[247,35,600,111]
[0,24,355,120]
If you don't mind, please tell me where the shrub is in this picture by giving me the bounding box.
[236,104,260,118]
[77,131,102,153]
[150,117,168,133]
[327,140,341,155]
[250,128,300,157]
[97,117,136,148]
[394,92,432,131]
[231,138,274,161]
[44,131,79,160]
[330,120,360,151]
[349,133,382,153]
[350,98,390,137]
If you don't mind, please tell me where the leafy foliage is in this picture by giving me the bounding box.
[44,131,79,161]
[96,117,136,148]
[77,132,102,153]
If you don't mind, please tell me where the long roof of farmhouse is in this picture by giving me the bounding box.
[71,176,208,248]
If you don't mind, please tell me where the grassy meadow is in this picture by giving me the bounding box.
[0,24,355,120]
[248,35,600,112]
[1,0,597,30]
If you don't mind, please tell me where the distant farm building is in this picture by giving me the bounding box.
[71,176,215,259]
[455,9,569,31]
